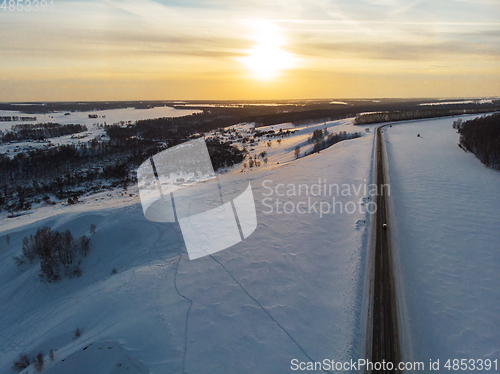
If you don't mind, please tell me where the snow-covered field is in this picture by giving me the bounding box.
[0,119,377,373]
[384,115,500,369]
[3,109,497,373]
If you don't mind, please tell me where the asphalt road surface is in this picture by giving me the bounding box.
[371,125,400,372]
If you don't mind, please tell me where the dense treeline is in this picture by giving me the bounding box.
[104,118,246,168]
[0,123,87,143]
[0,101,179,114]
[206,139,245,170]
[308,129,362,153]
[0,120,244,212]
[353,108,500,125]
[130,107,285,135]
[129,102,440,132]
[0,137,166,211]
[2,98,499,117]
[0,116,37,121]
[457,113,500,170]
[252,100,500,128]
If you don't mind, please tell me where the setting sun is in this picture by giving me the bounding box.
[0,0,498,100]
[239,21,298,80]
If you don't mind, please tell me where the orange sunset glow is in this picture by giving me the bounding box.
[0,0,499,101]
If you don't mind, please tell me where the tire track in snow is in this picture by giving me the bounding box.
[208,253,332,373]
[171,226,193,374]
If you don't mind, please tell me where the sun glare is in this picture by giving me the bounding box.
[239,21,297,81]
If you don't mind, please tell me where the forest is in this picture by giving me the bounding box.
[0,115,37,122]
[0,123,87,142]
[353,108,500,125]
[307,129,362,153]
[0,114,245,213]
[456,113,500,170]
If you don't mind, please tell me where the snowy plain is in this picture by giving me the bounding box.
[383,115,500,371]
[2,106,498,373]
[0,117,378,373]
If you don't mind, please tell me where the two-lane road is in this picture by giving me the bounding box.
[370,125,400,372]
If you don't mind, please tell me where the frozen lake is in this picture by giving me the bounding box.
[0,106,201,132]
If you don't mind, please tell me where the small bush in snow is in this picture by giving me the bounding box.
[12,353,30,372]
[90,224,96,235]
[452,118,463,129]
[73,266,82,278]
[49,349,54,362]
[33,352,44,372]
[12,256,26,266]
[74,327,81,339]
[294,145,301,159]
[111,268,117,275]
[80,235,90,257]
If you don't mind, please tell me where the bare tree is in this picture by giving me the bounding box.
[80,236,90,257]
[33,352,44,372]
[294,145,301,159]
[12,353,30,373]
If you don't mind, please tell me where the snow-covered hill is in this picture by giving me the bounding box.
[1,119,376,373]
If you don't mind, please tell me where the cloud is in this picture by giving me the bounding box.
[1,0,499,99]
[292,39,500,61]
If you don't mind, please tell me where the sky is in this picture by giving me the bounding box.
[0,0,499,101]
